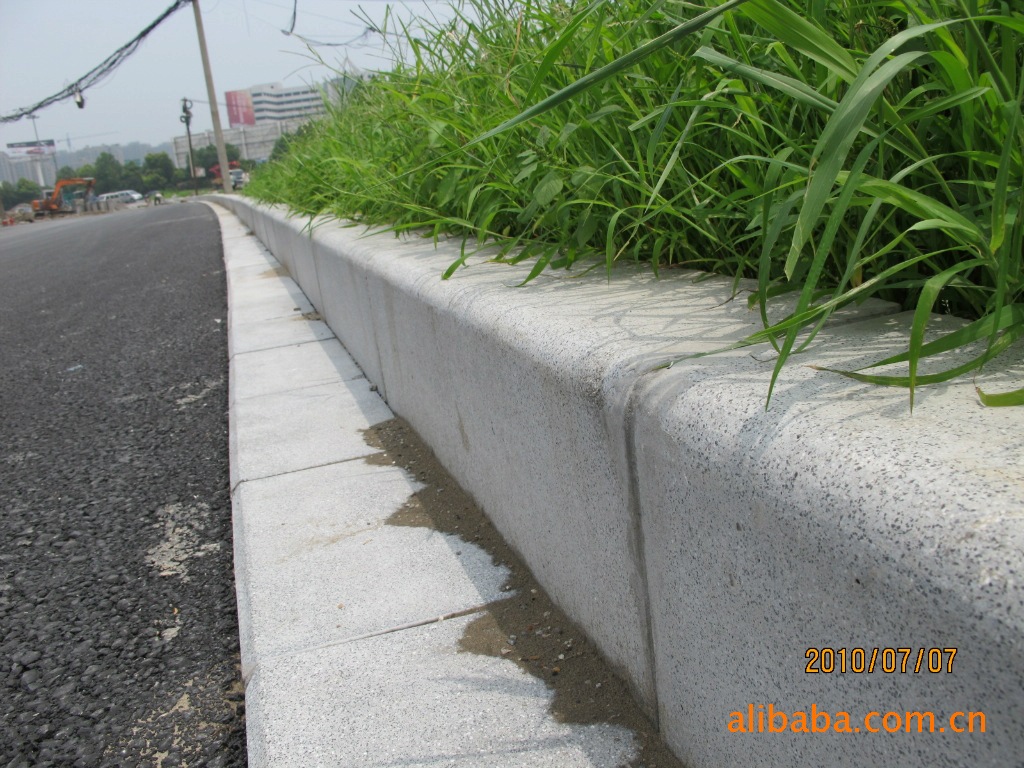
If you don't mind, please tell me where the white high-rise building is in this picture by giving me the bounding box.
[226,83,325,127]
[251,82,326,122]
[224,75,367,128]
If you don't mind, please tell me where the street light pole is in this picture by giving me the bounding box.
[26,115,47,187]
[191,0,232,194]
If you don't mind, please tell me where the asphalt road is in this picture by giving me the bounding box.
[0,205,245,767]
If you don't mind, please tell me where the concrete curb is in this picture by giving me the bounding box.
[211,195,1024,768]
[212,203,653,767]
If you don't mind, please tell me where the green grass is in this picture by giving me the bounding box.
[246,0,1024,408]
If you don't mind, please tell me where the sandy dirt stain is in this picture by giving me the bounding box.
[362,417,682,768]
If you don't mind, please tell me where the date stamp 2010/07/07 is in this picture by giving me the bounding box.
[804,647,957,674]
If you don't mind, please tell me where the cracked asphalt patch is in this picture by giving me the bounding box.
[146,502,223,582]
[0,206,245,767]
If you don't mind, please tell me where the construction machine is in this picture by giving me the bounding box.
[32,177,96,216]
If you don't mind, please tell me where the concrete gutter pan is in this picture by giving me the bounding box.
[210,195,1024,768]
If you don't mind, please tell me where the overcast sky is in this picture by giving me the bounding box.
[0,0,455,153]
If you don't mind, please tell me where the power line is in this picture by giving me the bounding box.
[270,0,448,48]
[284,0,297,34]
[278,0,376,46]
[0,0,192,124]
[285,27,384,47]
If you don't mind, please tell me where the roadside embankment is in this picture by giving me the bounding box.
[212,194,1024,768]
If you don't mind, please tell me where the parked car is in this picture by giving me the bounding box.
[98,190,144,205]
[229,169,249,190]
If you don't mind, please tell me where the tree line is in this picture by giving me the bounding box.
[2,144,250,210]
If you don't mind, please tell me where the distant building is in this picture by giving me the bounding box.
[172,118,309,168]
[225,82,325,127]
[0,151,55,187]
[173,75,368,168]
[120,141,175,165]
[56,144,125,169]
[224,75,367,128]
[0,152,18,185]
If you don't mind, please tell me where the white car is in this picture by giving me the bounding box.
[98,190,144,204]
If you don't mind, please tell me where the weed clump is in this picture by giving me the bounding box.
[248,0,1024,406]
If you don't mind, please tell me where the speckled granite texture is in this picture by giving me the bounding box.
[211,195,1024,768]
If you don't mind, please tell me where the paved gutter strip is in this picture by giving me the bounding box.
[213,204,664,767]
[211,197,1024,768]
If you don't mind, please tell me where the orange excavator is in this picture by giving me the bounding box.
[32,177,96,216]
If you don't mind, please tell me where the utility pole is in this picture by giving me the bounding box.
[180,99,199,197]
[191,0,232,194]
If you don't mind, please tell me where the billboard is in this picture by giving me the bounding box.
[6,140,57,157]
[225,90,256,127]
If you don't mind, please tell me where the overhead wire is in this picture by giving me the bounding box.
[1,0,440,124]
[284,0,297,34]
[285,27,385,47]
[278,0,444,47]
[253,0,365,24]
[279,0,380,47]
[0,0,193,124]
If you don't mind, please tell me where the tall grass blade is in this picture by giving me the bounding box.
[976,386,1024,407]
[467,0,751,147]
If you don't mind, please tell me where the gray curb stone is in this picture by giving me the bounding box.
[211,196,1024,768]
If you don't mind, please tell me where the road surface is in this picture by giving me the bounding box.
[0,205,245,767]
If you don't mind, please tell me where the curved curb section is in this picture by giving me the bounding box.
[212,195,1024,768]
